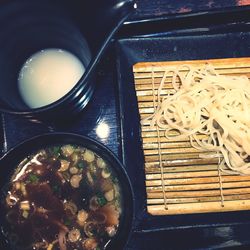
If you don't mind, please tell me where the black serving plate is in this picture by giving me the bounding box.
[1,4,250,250]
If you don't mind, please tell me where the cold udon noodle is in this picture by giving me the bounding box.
[1,145,122,250]
[142,64,250,175]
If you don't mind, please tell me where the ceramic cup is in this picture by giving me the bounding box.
[0,1,96,122]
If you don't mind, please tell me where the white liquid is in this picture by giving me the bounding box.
[18,48,85,109]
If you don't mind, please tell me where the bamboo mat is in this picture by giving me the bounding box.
[133,57,250,215]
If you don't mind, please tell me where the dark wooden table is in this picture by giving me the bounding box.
[132,0,250,20]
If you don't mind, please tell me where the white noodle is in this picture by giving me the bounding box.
[142,64,250,175]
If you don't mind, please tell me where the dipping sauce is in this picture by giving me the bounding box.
[18,49,85,109]
[1,145,122,250]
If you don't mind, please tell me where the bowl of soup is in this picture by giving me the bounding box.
[0,133,134,250]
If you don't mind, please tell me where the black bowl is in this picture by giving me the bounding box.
[0,0,135,122]
[0,133,134,250]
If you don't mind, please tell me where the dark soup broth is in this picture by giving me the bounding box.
[1,145,123,250]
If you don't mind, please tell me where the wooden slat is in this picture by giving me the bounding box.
[147,200,250,215]
[144,153,216,162]
[146,170,220,179]
[133,57,250,215]
[146,175,250,185]
[134,72,250,87]
[147,193,250,205]
[146,181,250,193]
[133,57,250,70]
[145,161,219,170]
[147,187,250,199]
[134,70,250,80]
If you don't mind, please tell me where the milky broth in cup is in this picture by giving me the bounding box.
[18,49,85,109]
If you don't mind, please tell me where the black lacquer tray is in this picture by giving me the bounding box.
[116,7,250,250]
[2,4,250,250]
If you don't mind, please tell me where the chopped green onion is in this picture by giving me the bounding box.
[28,173,39,183]
[64,218,72,226]
[52,185,61,193]
[92,173,97,181]
[77,162,85,169]
[52,146,61,156]
[111,175,118,183]
[114,197,120,208]
[96,193,107,207]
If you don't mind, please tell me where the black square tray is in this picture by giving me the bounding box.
[116,8,250,249]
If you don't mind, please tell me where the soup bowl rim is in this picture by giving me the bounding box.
[0,132,134,250]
